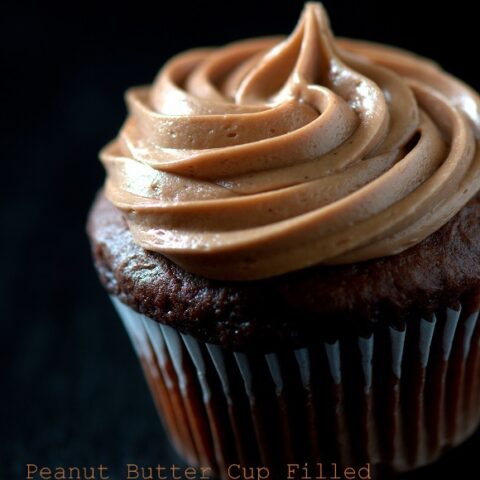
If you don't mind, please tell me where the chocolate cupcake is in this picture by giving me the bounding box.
[87,2,480,477]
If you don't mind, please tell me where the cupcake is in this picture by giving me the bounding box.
[87,2,480,477]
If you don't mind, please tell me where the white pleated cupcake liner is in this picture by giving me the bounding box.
[111,296,480,477]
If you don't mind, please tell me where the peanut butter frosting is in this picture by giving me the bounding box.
[101,2,480,281]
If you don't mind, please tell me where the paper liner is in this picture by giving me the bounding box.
[111,297,480,476]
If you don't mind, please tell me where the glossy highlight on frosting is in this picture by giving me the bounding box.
[101,2,480,280]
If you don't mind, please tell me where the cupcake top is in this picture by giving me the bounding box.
[101,2,480,281]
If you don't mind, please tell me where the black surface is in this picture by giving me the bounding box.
[1,0,479,478]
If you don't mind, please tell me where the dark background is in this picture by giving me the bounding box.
[1,0,479,478]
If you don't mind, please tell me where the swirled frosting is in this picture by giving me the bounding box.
[101,2,480,280]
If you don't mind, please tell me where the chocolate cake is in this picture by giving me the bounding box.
[87,3,480,476]
[88,192,480,349]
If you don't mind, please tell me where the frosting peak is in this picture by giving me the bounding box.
[102,2,480,280]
